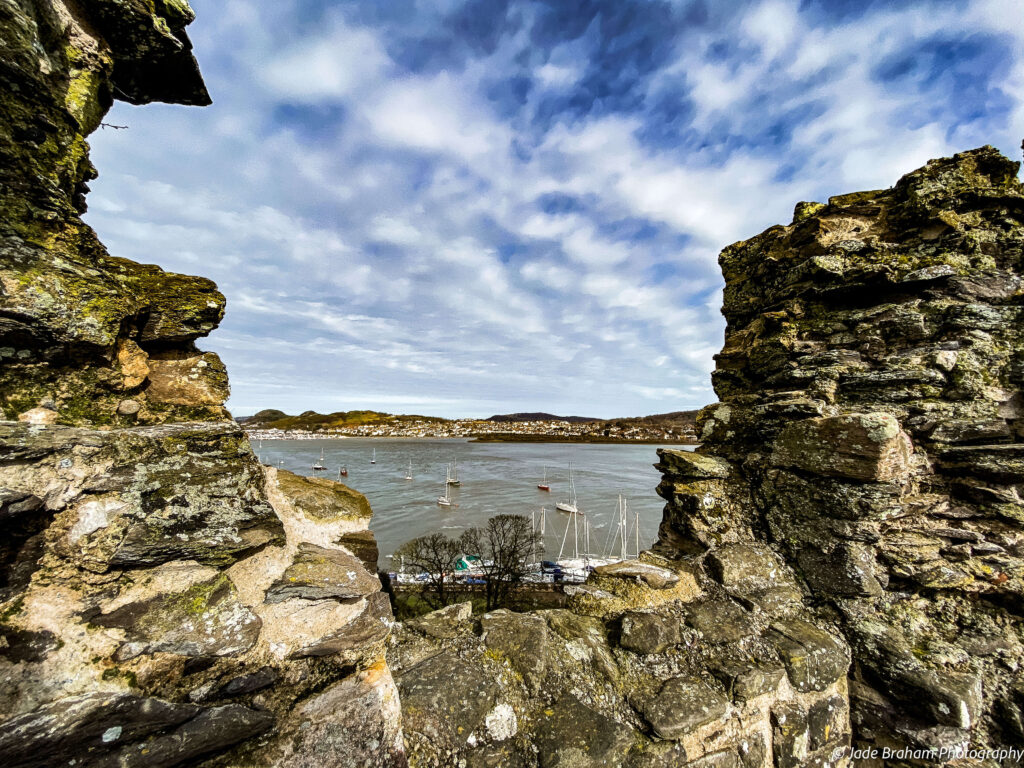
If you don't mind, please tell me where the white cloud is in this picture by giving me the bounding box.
[363,73,513,160]
[262,20,390,101]
[83,0,1024,419]
[536,62,582,89]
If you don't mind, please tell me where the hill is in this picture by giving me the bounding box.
[599,410,699,429]
[487,410,698,428]
[486,412,599,423]
[241,409,449,431]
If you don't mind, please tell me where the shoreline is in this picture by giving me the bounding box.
[246,432,696,445]
[469,434,696,444]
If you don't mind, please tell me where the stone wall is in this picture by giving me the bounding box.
[0,3,404,766]
[389,554,851,768]
[3,2,1021,767]
[661,147,1024,765]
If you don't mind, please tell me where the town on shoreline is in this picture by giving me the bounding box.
[244,417,697,443]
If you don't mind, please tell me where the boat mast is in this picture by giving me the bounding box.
[557,510,572,560]
[634,499,640,558]
[572,508,579,559]
[620,495,627,559]
[530,508,536,564]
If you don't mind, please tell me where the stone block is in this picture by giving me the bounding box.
[398,651,499,749]
[684,599,756,643]
[738,733,767,768]
[705,544,792,595]
[770,413,913,482]
[265,543,380,603]
[336,529,380,572]
[937,444,1024,483]
[535,695,635,768]
[272,469,373,521]
[593,560,681,589]
[276,661,404,768]
[291,592,393,659]
[481,610,550,693]
[656,449,732,479]
[796,541,885,597]
[407,601,473,639]
[634,676,730,740]
[93,574,261,660]
[146,351,229,406]
[620,611,681,655]
[771,702,809,768]
[712,661,787,702]
[685,750,741,768]
[768,618,850,693]
[807,694,846,751]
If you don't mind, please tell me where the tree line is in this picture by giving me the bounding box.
[393,513,539,611]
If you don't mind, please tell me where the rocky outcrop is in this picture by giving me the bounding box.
[389,549,851,768]
[3,2,1020,766]
[0,3,404,767]
[663,146,1024,763]
[1,0,224,426]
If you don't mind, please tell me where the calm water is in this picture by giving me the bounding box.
[254,438,694,564]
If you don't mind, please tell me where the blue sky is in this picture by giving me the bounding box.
[85,0,1024,418]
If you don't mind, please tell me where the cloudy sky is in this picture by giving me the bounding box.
[85,0,1024,419]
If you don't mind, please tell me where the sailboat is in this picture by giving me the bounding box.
[370,448,376,464]
[447,459,461,486]
[555,462,580,514]
[537,467,550,492]
[311,448,326,471]
[405,460,413,481]
[555,509,592,580]
[437,473,452,507]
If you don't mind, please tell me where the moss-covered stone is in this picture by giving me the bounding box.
[671,146,1024,758]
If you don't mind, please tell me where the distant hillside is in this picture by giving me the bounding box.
[601,410,699,429]
[241,408,701,435]
[486,412,599,423]
[236,409,286,425]
[487,410,698,428]
[240,409,449,431]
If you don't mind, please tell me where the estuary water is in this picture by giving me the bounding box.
[254,438,695,564]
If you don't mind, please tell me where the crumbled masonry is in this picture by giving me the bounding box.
[1,1,1022,767]
[388,149,1024,767]
[1,2,403,766]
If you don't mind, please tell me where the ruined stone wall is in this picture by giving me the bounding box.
[660,147,1024,765]
[3,3,1020,767]
[0,3,404,766]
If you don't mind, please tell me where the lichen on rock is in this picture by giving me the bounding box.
[665,145,1024,763]
[0,3,404,766]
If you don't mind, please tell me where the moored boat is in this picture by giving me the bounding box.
[447,459,461,486]
[311,448,326,471]
[555,462,579,514]
[437,473,452,506]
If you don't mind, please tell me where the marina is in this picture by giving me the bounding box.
[255,437,689,564]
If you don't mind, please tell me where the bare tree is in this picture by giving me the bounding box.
[393,532,462,609]
[460,514,540,611]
